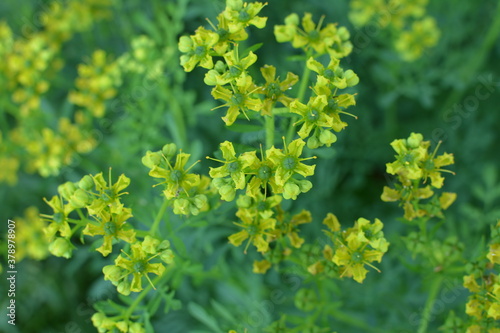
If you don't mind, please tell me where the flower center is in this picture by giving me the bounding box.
[227,161,240,173]
[351,251,363,264]
[104,221,116,236]
[238,10,250,22]
[230,93,245,106]
[228,66,242,78]
[101,189,114,201]
[217,28,229,40]
[257,165,272,180]
[133,261,147,274]
[266,83,281,99]
[282,156,297,171]
[194,45,205,57]
[170,169,183,182]
[323,68,335,80]
[306,109,318,122]
[53,212,64,224]
[308,30,320,41]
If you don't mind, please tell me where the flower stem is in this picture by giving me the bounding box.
[265,113,275,150]
[417,275,444,333]
[123,273,163,320]
[286,49,314,143]
[150,198,170,237]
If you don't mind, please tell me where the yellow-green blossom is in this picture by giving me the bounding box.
[211,75,262,125]
[257,65,298,116]
[179,27,219,72]
[223,0,267,34]
[83,203,136,257]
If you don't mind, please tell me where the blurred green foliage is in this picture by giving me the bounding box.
[1,0,500,332]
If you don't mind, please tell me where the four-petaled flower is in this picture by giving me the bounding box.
[148,152,200,199]
[223,0,268,34]
[258,65,298,116]
[267,138,316,187]
[179,27,219,72]
[211,75,262,125]
[332,232,384,283]
[83,203,136,256]
[114,242,166,292]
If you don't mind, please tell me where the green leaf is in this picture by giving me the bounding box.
[242,42,263,57]
[187,302,222,332]
[210,299,237,325]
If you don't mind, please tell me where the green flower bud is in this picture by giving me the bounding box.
[129,322,146,333]
[58,181,77,200]
[79,175,94,190]
[193,194,207,209]
[162,143,177,160]
[160,249,175,264]
[142,151,162,168]
[49,237,74,259]
[103,265,123,284]
[117,280,131,296]
[236,195,252,208]
[344,70,359,87]
[173,198,189,215]
[407,132,423,148]
[319,129,337,146]
[219,184,236,201]
[116,321,128,332]
[307,136,320,149]
[283,182,300,200]
[142,235,160,254]
[69,189,91,208]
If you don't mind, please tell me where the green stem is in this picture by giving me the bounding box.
[286,49,314,143]
[166,87,188,149]
[123,274,163,320]
[265,113,275,150]
[150,199,170,237]
[331,308,386,333]
[417,275,444,333]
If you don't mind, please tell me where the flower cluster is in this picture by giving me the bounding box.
[290,57,358,149]
[0,0,114,184]
[274,12,353,57]
[307,214,389,283]
[43,169,175,331]
[208,139,316,202]
[13,207,50,262]
[91,312,145,333]
[178,0,359,149]
[69,49,122,119]
[457,222,500,332]
[143,143,211,216]
[103,236,173,295]
[349,0,440,61]
[226,193,322,261]
[381,132,456,221]
[10,118,97,177]
[41,170,134,258]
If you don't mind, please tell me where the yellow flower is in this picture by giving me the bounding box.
[333,232,384,283]
[253,259,271,274]
[14,207,50,261]
[211,75,262,125]
[487,244,500,265]
[229,209,276,253]
[82,203,136,257]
